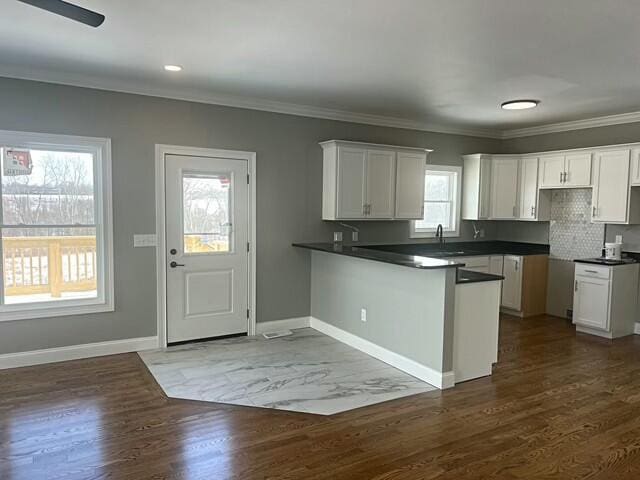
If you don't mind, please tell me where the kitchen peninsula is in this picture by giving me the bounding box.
[294,242,506,388]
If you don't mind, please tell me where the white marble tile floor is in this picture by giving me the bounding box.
[139,328,436,415]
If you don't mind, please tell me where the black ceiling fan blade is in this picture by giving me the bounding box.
[17,0,105,27]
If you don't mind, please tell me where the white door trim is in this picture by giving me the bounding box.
[155,144,257,348]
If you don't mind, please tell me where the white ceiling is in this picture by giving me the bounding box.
[2,0,640,137]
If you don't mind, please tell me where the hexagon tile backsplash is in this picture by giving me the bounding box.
[549,189,604,261]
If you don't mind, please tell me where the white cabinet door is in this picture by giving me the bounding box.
[592,149,630,223]
[632,149,640,186]
[539,155,565,188]
[519,157,539,219]
[366,149,396,218]
[573,276,610,330]
[490,157,519,219]
[564,152,592,187]
[336,147,367,218]
[478,157,493,219]
[502,255,523,311]
[395,151,426,219]
[489,255,504,275]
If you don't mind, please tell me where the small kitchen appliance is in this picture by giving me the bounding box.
[604,242,622,260]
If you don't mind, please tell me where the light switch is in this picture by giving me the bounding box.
[134,234,157,247]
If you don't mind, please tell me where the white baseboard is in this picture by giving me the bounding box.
[256,316,311,334]
[635,323,640,335]
[0,336,158,370]
[309,317,454,389]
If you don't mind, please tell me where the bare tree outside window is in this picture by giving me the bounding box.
[1,149,97,304]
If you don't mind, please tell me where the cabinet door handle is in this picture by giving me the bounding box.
[564,172,569,183]
[575,280,578,292]
[515,260,519,271]
[530,206,534,216]
[592,206,597,217]
[560,172,563,183]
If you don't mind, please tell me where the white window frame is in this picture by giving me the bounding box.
[411,164,462,238]
[0,130,114,322]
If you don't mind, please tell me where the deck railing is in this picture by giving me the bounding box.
[2,236,97,298]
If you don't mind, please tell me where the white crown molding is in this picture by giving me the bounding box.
[501,110,640,139]
[4,67,640,140]
[0,67,501,139]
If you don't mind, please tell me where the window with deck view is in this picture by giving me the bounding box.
[411,165,462,238]
[0,131,113,321]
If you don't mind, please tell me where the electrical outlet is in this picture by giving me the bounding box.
[360,308,367,322]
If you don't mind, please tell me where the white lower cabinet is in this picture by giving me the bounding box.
[573,262,639,338]
[573,275,610,331]
[488,255,504,276]
[455,256,489,273]
[501,255,523,311]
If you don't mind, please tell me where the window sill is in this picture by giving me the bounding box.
[0,300,114,322]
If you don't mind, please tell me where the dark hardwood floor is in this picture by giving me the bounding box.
[2,314,640,479]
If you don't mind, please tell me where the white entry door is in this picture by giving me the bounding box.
[165,154,249,343]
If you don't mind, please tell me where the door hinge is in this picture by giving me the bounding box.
[247,174,250,184]
[247,242,250,252]
[246,309,250,318]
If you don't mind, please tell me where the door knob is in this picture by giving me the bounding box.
[170,261,185,268]
[170,248,177,255]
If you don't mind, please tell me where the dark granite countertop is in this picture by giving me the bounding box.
[456,269,504,284]
[293,243,463,270]
[359,241,549,258]
[574,257,638,266]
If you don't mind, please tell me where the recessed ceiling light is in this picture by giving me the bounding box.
[501,100,539,110]
[164,65,182,72]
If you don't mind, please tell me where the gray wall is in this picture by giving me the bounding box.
[0,77,501,354]
[494,221,549,244]
[310,251,456,373]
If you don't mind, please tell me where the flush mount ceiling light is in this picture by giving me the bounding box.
[164,65,183,72]
[501,99,540,110]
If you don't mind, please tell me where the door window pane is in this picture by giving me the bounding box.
[2,227,98,304]
[183,173,232,254]
[2,149,95,225]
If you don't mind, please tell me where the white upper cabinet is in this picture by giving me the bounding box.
[335,146,368,219]
[321,140,429,220]
[518,156,551,221]
[592,149,630,223]
[539,152,592,188]
[631,148,640,186]
[519,157,539,220]
[489,157,519,219]
[395,151,427,219]
[564,153,592,186]
[538,155,565,188]
[461,154,492,220]
[366,149,396,218]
